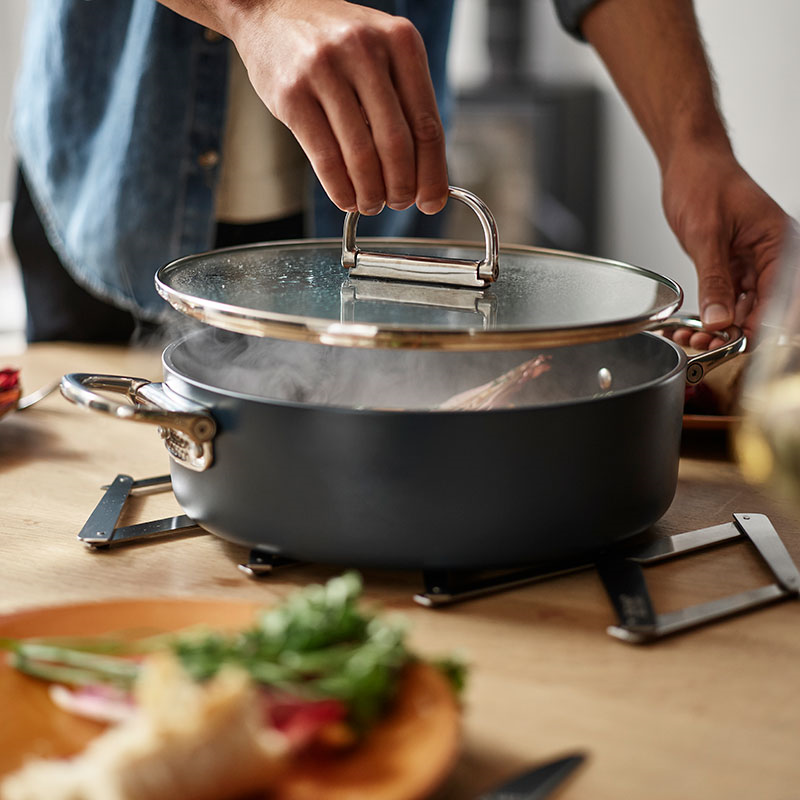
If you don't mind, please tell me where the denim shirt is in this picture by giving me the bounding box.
[13,0,592,319]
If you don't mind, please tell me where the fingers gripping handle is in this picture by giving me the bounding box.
[342,186,499,288]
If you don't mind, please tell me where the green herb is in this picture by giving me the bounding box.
[431,655,469,696]
[10,643,139,688]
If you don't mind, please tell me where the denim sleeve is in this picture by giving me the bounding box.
[552,0,603,40]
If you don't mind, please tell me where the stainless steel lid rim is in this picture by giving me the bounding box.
[157,305,685,351]
[156,279,685,352]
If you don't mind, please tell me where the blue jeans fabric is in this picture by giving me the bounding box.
[13,0,456,321]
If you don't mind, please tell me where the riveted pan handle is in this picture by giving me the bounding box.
[654,316,747,384]
[60,374,215,471]
[341,186,499,288]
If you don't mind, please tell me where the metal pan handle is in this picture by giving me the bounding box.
[60,374,215,471]
[654,316,747,384]
[341,186,499,288]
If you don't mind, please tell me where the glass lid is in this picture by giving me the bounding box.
[156,188,682,351]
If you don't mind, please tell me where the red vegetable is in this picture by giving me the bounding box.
[260,690,348,748]
[0,368,20,392]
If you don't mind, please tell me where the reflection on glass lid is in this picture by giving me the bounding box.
[156,239,682,350]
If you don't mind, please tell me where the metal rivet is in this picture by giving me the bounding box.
[197,150,220,169]
[195,420,213,439]
[597,367,613,392]
[687,364,704,384]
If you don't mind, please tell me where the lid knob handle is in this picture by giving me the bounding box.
[341,186,499,288]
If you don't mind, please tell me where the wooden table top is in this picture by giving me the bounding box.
[1,342,799,799]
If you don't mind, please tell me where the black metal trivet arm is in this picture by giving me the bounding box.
[414,561,592,607]
[78,474,200,548]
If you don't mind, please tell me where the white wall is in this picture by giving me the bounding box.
[0,1,27,207]
[0,1,28,347]
[450,0,800,314]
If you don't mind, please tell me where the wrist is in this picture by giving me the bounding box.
[154,0,277,40]
[660,128,737,190]
[654,104,733,173]
[214,1,266,40]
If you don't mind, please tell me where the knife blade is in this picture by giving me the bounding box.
[477,752,586,800]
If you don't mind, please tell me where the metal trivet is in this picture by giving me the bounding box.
[78,475,800,641]
[597,512,800,643]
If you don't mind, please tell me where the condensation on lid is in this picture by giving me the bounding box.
[156,238,682,351]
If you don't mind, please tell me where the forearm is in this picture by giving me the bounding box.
[582,0,790,343]
[581,0,733,170]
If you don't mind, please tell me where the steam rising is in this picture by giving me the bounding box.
[155,325,678,411]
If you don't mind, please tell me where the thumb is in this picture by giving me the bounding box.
[689,238,736,330]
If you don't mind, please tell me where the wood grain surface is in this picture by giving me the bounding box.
[1,342,799,799]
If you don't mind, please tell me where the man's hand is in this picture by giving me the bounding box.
[661,143,790,349]
[158,0,449,216]
[581,0,791,350]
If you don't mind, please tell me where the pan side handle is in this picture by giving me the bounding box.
[60,374,215,471]
[654,316,746,385]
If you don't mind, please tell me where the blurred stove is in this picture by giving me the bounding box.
[444,0,602,254]
[77,473,800,645]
